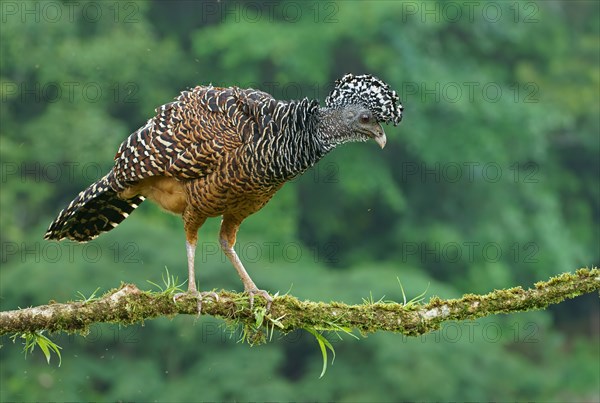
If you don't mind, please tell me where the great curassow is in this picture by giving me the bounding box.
[44,74,403,310]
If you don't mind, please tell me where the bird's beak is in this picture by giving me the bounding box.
[370,124,387,149]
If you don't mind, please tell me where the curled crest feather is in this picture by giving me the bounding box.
[325,73,403,126]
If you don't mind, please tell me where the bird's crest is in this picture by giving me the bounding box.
[325,73,403,126]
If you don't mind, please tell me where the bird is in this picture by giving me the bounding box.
[44,73,403,310]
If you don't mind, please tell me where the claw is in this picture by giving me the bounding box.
[173,291,219,314]
[247,289,273,311]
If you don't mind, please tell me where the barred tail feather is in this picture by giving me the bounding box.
[44,174,144,242]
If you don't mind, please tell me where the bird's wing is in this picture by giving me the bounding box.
[111,86,278,188]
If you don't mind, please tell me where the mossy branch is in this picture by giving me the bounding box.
[1,268,598,339]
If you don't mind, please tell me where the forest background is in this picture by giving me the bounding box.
[1,1,598,401]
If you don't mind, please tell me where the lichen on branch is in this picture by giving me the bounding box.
[1,268,598,341]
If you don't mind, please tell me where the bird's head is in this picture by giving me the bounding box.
[325,74,403,149]
[337,105,387,148]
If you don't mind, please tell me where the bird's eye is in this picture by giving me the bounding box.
[360,114,370,123]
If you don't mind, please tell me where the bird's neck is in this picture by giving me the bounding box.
[314,107,356,151]
[262,104,352,183]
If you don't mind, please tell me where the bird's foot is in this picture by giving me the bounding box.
[173,290,219,314]
[246,288,273,311]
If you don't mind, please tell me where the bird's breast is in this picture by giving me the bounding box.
[183,171,283,219]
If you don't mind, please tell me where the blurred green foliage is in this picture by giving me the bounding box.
[0,0,598,401]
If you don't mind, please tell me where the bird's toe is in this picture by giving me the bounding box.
[173,290,219,314]
[246,289,273,311]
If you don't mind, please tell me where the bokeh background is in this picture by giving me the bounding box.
[1,0,598,401]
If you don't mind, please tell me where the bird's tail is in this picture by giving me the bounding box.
[44,172,145,242]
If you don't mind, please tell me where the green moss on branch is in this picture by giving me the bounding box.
[1,268,598,339]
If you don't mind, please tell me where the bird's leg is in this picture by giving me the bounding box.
[185,238,198,293]
[220,216,273,310]
[173,214,218,313]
